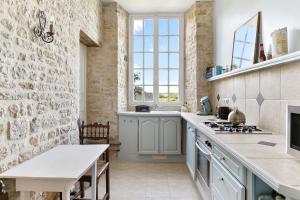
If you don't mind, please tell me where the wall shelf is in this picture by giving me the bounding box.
[208,51,300,81]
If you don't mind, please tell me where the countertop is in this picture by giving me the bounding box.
[118,111,181,117]
[181,112,300,200]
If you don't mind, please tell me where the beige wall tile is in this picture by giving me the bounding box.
[220,78,234,98]
[245,72,260,99]
[245,99,260,125]
[260,67,281,100]
[233,75,245,99]
[210,82,219,112]
[259,100,281,134]
[235,99,246,114]
[281,61,300,100]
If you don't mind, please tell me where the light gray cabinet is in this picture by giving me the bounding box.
[160,117,181,154]
[119,116,139,159]
[138,117,159,154]
[211,157,245,200]
[186,123,196,179]
[119,115,181,156]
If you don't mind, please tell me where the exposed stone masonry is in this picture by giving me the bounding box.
[87,2,128,142]
[185,1,213,112]
[0,0,102,199]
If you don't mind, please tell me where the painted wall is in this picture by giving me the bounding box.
[214,0,300,66]
[211,0,300,135]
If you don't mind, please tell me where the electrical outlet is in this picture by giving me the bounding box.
[222,98,230,105]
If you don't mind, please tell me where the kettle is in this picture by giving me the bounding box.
[228,107,246,125]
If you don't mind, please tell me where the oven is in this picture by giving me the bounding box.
[195,132,212,199]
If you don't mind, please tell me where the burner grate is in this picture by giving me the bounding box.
[204,121,268,134]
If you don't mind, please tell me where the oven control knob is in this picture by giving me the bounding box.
[207,142,212,147]
[205,141,208,145]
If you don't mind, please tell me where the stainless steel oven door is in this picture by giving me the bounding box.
[196,139,212,198]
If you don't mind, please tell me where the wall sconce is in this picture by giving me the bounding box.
[33,11,55,43]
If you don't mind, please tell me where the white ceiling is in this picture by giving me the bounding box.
[103,0,198,13]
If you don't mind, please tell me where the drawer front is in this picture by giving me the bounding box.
[212,157,245,200]
[213,145,246,185]
[186,123,196,179]
[212,187,225,200]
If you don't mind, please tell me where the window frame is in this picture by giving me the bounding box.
[128,14,184,106]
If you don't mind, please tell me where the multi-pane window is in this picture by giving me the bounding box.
[133,19,154,102]
[130,15,183,105]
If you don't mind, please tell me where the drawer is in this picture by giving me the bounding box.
[213,144,246,185]
[212,157,245,200]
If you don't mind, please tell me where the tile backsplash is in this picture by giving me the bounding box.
[210,61,300,135]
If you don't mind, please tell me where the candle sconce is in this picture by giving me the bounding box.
[33,11,55,43]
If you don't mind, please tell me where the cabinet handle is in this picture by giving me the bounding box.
[219,156,225,161]
[137,120,139,151]
[218,177,224,181]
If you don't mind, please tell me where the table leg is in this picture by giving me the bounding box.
[20,191,31,200]
[91,161,97,200]
[61,191,70,200]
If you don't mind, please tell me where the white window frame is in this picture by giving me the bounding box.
[128,14,184,106]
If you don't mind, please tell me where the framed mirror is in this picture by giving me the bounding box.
[231,12,260,69]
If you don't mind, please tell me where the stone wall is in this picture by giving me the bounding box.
[80,0,102,44]
[117,5,129,113]
[184,5,198,112]
[87,2,128,142]
[0,0,102,199]
[184,1,213,112]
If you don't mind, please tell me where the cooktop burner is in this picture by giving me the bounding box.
[204,121,271,134]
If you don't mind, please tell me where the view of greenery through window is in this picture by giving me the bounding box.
[132,16,181,104]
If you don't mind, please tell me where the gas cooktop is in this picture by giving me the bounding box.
[204,121,271,134]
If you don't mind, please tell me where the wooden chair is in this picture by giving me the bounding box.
[73,121,110,200]
[0,180,9,200]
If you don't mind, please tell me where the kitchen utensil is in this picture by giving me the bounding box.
[217,106,230,120]
[197,96,212,116]
[228,107,246,125]
[135,105,150,112]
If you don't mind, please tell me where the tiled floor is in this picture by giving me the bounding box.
[86,160,202,200]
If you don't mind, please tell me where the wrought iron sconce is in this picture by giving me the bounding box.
[33,11,55,43]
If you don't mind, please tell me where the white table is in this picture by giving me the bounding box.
[0,145,109,200]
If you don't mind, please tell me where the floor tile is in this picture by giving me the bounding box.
[84,160,202,200]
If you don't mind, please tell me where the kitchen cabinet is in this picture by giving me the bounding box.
[186,123,196,179]
[160,117,181,154]
[211,157,245,200]
[119,114,181,157]
[138,117,159,154]
[213,144,246,185]
[119,116,139,159]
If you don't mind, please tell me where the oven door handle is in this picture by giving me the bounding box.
[196,141,212,160]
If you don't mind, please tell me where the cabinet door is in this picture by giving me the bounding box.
[138,117,159,154]
[211,157,245,200]
[160,117,181,154]
[186,123,196,179]
[119,116,138,159]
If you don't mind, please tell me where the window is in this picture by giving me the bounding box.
[129,15,183,105]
